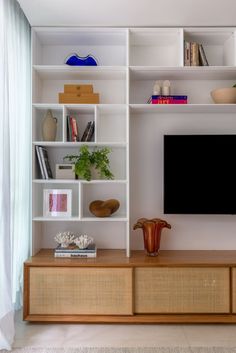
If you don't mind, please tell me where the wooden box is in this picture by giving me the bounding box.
[64,84,93,94]
[59,93,99,104]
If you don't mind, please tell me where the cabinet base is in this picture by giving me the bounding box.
[24,314,236,324]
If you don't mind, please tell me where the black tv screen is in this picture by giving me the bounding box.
[164,135,236,214]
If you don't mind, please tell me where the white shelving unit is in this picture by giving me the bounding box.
[31,26,236,258]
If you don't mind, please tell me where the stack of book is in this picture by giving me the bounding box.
[152,95,188,104]
[54,243,97,258]
[184,41,209,66]
[36,145,53,179]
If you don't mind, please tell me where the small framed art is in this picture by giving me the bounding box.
[43,189,72,217]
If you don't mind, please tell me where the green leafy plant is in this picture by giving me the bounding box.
[233,84,236,88]
[64,145,114,181]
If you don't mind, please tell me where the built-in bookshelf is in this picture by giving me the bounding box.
[31,26,236,259]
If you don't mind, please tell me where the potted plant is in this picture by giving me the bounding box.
[64,145,114,181]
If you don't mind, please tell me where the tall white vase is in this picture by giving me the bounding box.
[42,109,57,141]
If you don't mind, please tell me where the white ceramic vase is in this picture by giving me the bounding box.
[42,109,57,141]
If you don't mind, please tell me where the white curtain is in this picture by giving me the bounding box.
[0,0,31,349]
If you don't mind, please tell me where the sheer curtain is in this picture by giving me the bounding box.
[0,0,31,349]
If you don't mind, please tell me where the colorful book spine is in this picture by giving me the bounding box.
[152,95,188,104]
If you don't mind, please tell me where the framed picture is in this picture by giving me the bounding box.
[43,189,72,217]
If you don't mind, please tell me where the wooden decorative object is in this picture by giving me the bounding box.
[133,218,171,256]
[89,199,120,217]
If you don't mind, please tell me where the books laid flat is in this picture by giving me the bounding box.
[152,95,188,104]
[55,252,96,258]
[54,243,97,258]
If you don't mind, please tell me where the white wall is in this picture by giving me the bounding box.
[130,112,236,250]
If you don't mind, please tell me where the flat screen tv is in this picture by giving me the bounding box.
[164,135,236,214]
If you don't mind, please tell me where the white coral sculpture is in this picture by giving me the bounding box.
[74,234,94,249]
[54,231,76,248]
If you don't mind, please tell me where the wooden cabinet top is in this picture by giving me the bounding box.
[24,249,236,267]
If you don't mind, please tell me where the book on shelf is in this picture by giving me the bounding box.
[36,146,53,179]
[190,42,199,66]
[184,41,191,66]
[152,95,188,104]
[81,121,95,142]
[35,145,45,179]
[67,115,79,142]
[199,44,209,66]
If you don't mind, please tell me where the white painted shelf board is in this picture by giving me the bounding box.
[33,142,127,147]
[33,217,80,222]
[130,66,236,80]
[33,65,126,80]
[33,103,127,111]
[33,103,63,110]
[130,104,236,114]
[81,217,128,222]
[33,179,128,184]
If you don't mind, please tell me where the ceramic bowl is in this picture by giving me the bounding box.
[211,87,236,104]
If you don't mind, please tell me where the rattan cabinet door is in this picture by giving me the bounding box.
[29,267,133,315]
[231,268,236,313]
[135,267,229,313]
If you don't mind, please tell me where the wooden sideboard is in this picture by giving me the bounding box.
[24,249,236,323]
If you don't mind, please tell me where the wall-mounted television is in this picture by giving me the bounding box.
[164,135,236,214]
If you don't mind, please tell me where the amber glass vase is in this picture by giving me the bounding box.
[133,218,171,256]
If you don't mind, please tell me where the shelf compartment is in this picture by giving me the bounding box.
[130,75,236,105]
[64,105,95,143]
[32,27,127,66]
[129,28,183,67]
[81,182,127,219]
[32,67,127,104]
[130,66,236,80]
[33,145,127,181]
[33,182,79,218]
[184,28,236,66]
[96,105,127,143]
[32,105,63,142]
[33,65,126,80]
[32,221,127,253]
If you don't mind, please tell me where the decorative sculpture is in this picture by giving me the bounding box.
[133,218,171,256]
[89,199,120,217]
[74,235,94,249]
[54,231,76,248]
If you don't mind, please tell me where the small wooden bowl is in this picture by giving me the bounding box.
[89,199,120,217]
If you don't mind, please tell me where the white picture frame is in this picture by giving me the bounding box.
[43,189,72,217]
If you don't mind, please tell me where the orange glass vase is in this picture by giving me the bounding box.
[133,218,171,256]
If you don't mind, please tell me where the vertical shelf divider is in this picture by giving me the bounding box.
[94,105,98,143]
[179,28,184,67]
[62,105,67,142]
